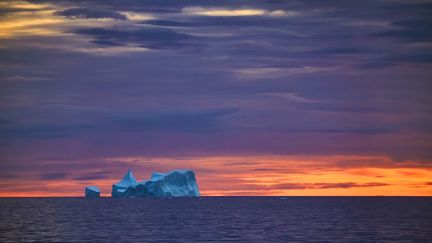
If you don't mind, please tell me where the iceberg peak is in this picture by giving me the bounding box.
[115,169,137,187]
[112,169,138,197]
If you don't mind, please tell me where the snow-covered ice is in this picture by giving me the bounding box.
[85,186,100,198]
[112,169,200,198]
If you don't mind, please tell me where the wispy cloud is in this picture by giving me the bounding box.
[40,172,68,180]
[182,7,295,17]
[0,75,53,82]
[233,66,335,79]
[247,182,390,190]
[56,8,127,20]
[119,11,153,21]
[259,92,317,103]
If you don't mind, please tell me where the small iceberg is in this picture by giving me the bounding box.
[85,186,100,198]
[112,169,200,198]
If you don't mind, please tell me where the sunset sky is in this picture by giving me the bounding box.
[0,0,431,196]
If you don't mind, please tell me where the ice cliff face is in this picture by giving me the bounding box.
[112,169,200,198]
[85,186,100,198]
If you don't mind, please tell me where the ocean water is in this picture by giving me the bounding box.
[0,197,431,242]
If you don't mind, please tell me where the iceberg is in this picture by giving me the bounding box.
[85,186,100,198]
[112,169,200,198]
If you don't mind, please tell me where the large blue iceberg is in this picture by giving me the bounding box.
[112,169,200,198]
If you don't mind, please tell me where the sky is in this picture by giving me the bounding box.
[0,0,431,196]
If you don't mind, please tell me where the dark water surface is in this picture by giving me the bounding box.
[0,197,431,242]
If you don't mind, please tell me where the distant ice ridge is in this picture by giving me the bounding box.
[112,169,200,198]
[85,186,100,198]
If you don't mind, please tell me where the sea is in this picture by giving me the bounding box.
[0,197,431,242]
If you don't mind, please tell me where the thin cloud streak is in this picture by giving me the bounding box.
[182,7,295,17]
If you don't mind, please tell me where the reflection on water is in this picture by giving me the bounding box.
[0,197,431,242]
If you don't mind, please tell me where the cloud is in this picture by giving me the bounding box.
[56,7,127,20]
[0,8,65,38]
[0,0,52,11]
[75,27,196,49]
[372,19,432,42]
[382,51,432,64]
[145,19,194,27]
[0,75,53,82]
[119,11,153,21]
[73,171,109,180]
[259,92,317,103]
[256,182,390,190]
[112,108,238,132]
[233,66,335,79]
[40,172,68,180]
[182,7,294,17]
[252,168,276,171]
[0,123,94,139]
[0,106,238,140]
[0,2,128,40]
[144,16,292,28]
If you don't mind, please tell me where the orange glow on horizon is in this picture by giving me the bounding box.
[0,155,431,197]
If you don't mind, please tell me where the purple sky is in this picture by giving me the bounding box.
[0,0,431,196]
